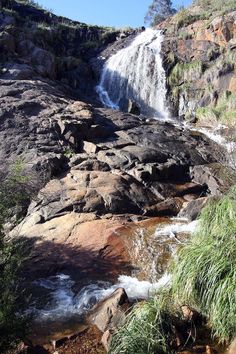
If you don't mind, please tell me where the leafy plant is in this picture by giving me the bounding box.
[145,0,176,26]
[63,148,75,158]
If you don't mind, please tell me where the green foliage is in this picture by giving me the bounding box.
[112,189,236,351]
[80,40,101,50]
[168,61,203,86]
[15,0,52,13]
[0,160,32,224]
[196,92,236,126]
[171,188,236,342]
[56,21,82,31]
[109,290,175,354]
[63,148,76,158]
[0,233,29,352]
[145,0,176,26]
[178,30,192,40]
[175,7,202,29]
[2,7,18,17]
[0,161,33,352]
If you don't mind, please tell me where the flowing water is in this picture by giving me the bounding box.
[96,28,169,119]
[29,273,171,325]
[29,218,197,328]
[129,218,198,282]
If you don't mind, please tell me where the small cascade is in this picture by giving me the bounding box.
[97,28,169,119]
[130,218,198,282]
[29,274,170,323]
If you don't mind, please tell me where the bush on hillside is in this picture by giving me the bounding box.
[0,231,29,352]
[0,161,35,352]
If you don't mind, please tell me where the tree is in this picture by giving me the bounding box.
[145,0,176,26]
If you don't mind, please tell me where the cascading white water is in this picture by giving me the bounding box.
[30,274,171,322]
[97,28,169,119]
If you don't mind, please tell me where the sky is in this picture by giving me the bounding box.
[37,0,193,28]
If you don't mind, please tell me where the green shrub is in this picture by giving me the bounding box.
[109,290,175,354]
[0,161,34,352]
[0,232,29,352]
[171,188,236,342]
[80,40,101,50]
[15,0,52,12]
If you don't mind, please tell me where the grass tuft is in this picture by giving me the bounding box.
[171,187,236,342]
[109,290,175,354]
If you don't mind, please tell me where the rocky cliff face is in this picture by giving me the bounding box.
[0,0,127,95]
[160,6,236,133]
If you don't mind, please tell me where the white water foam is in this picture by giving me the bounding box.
[30,273,171,322]
[97,28,169,119]
[197,127,236,154]
[154,220,198,239]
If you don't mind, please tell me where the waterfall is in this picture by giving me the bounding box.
[96,28,169,119]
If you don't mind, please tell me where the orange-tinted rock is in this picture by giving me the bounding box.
[188,12,236,47]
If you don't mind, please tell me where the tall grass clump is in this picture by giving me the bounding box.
[109,290,175,354]
[171,187,236,342]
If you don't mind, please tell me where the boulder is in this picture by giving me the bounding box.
[0,63,34,80]
[144,197,184,217]
[190,163,236,195]
[31,47,56,79]
[128,100,140,115]
[67,101,93,122]
[83,141,99,154]
[87,287,128,333]
[178,197,209,221]
[22,169,160,219]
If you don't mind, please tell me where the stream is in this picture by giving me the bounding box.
[27,217,197,345]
